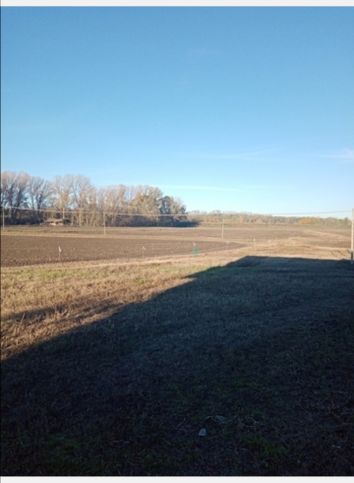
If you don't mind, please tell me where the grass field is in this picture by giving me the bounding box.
[1,225,354,475]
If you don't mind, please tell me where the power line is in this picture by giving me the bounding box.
[0,207,188,217]
[1,207,351,217]
[258,210,351,216]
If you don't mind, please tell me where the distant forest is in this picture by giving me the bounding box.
[0,171,350,227]
[0,171,189,227]
[191,211,350,227]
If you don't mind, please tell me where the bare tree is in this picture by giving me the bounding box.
[70,175,94,226]
[1,171,192,227]
[131,186,163,224]
[159,195,186,225]
[27,176,53,221]
[0,171,30,222]
[85,185,99,226]
[1,172,13,208]
[98,185,131,226]
[51,175,73,220]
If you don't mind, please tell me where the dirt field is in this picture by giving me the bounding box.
[1,233,245,266]
[1,226,353,476]
[1,224,350,266]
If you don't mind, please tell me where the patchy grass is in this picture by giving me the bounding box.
[1,250,354,476]
[1,260,209,360]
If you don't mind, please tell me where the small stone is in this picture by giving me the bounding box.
[198,428,207,437]
[214,415,227,424]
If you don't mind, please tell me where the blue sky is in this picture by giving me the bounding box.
[1,7,354,214]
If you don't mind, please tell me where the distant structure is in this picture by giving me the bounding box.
[42,218,66,226]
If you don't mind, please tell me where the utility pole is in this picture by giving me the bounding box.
[351,208,354,263]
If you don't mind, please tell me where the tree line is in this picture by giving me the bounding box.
[190,211,351,227]
[0,172,190,226]
[1,171,350,228]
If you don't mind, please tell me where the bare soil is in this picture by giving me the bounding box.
[1,233,244,266]
[1,225,350,266]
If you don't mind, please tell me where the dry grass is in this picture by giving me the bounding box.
[1,259,211,360]
[1,235,350,360]
[1,234,354,476]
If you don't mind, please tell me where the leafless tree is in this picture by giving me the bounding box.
[27,176,53,221]
[0,170,204,227]
[51,175,73,220]
[0,171,30,222]
[130,186,163,224]
[70,175,94,226]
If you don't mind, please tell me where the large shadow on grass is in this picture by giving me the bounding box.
[2,256,354,476]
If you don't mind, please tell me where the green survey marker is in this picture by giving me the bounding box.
[192,243,200,255]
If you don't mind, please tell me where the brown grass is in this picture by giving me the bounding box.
[1,231,351,360]
[1,259,208,360]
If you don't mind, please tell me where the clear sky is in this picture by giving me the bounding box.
[1,7,354,215]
